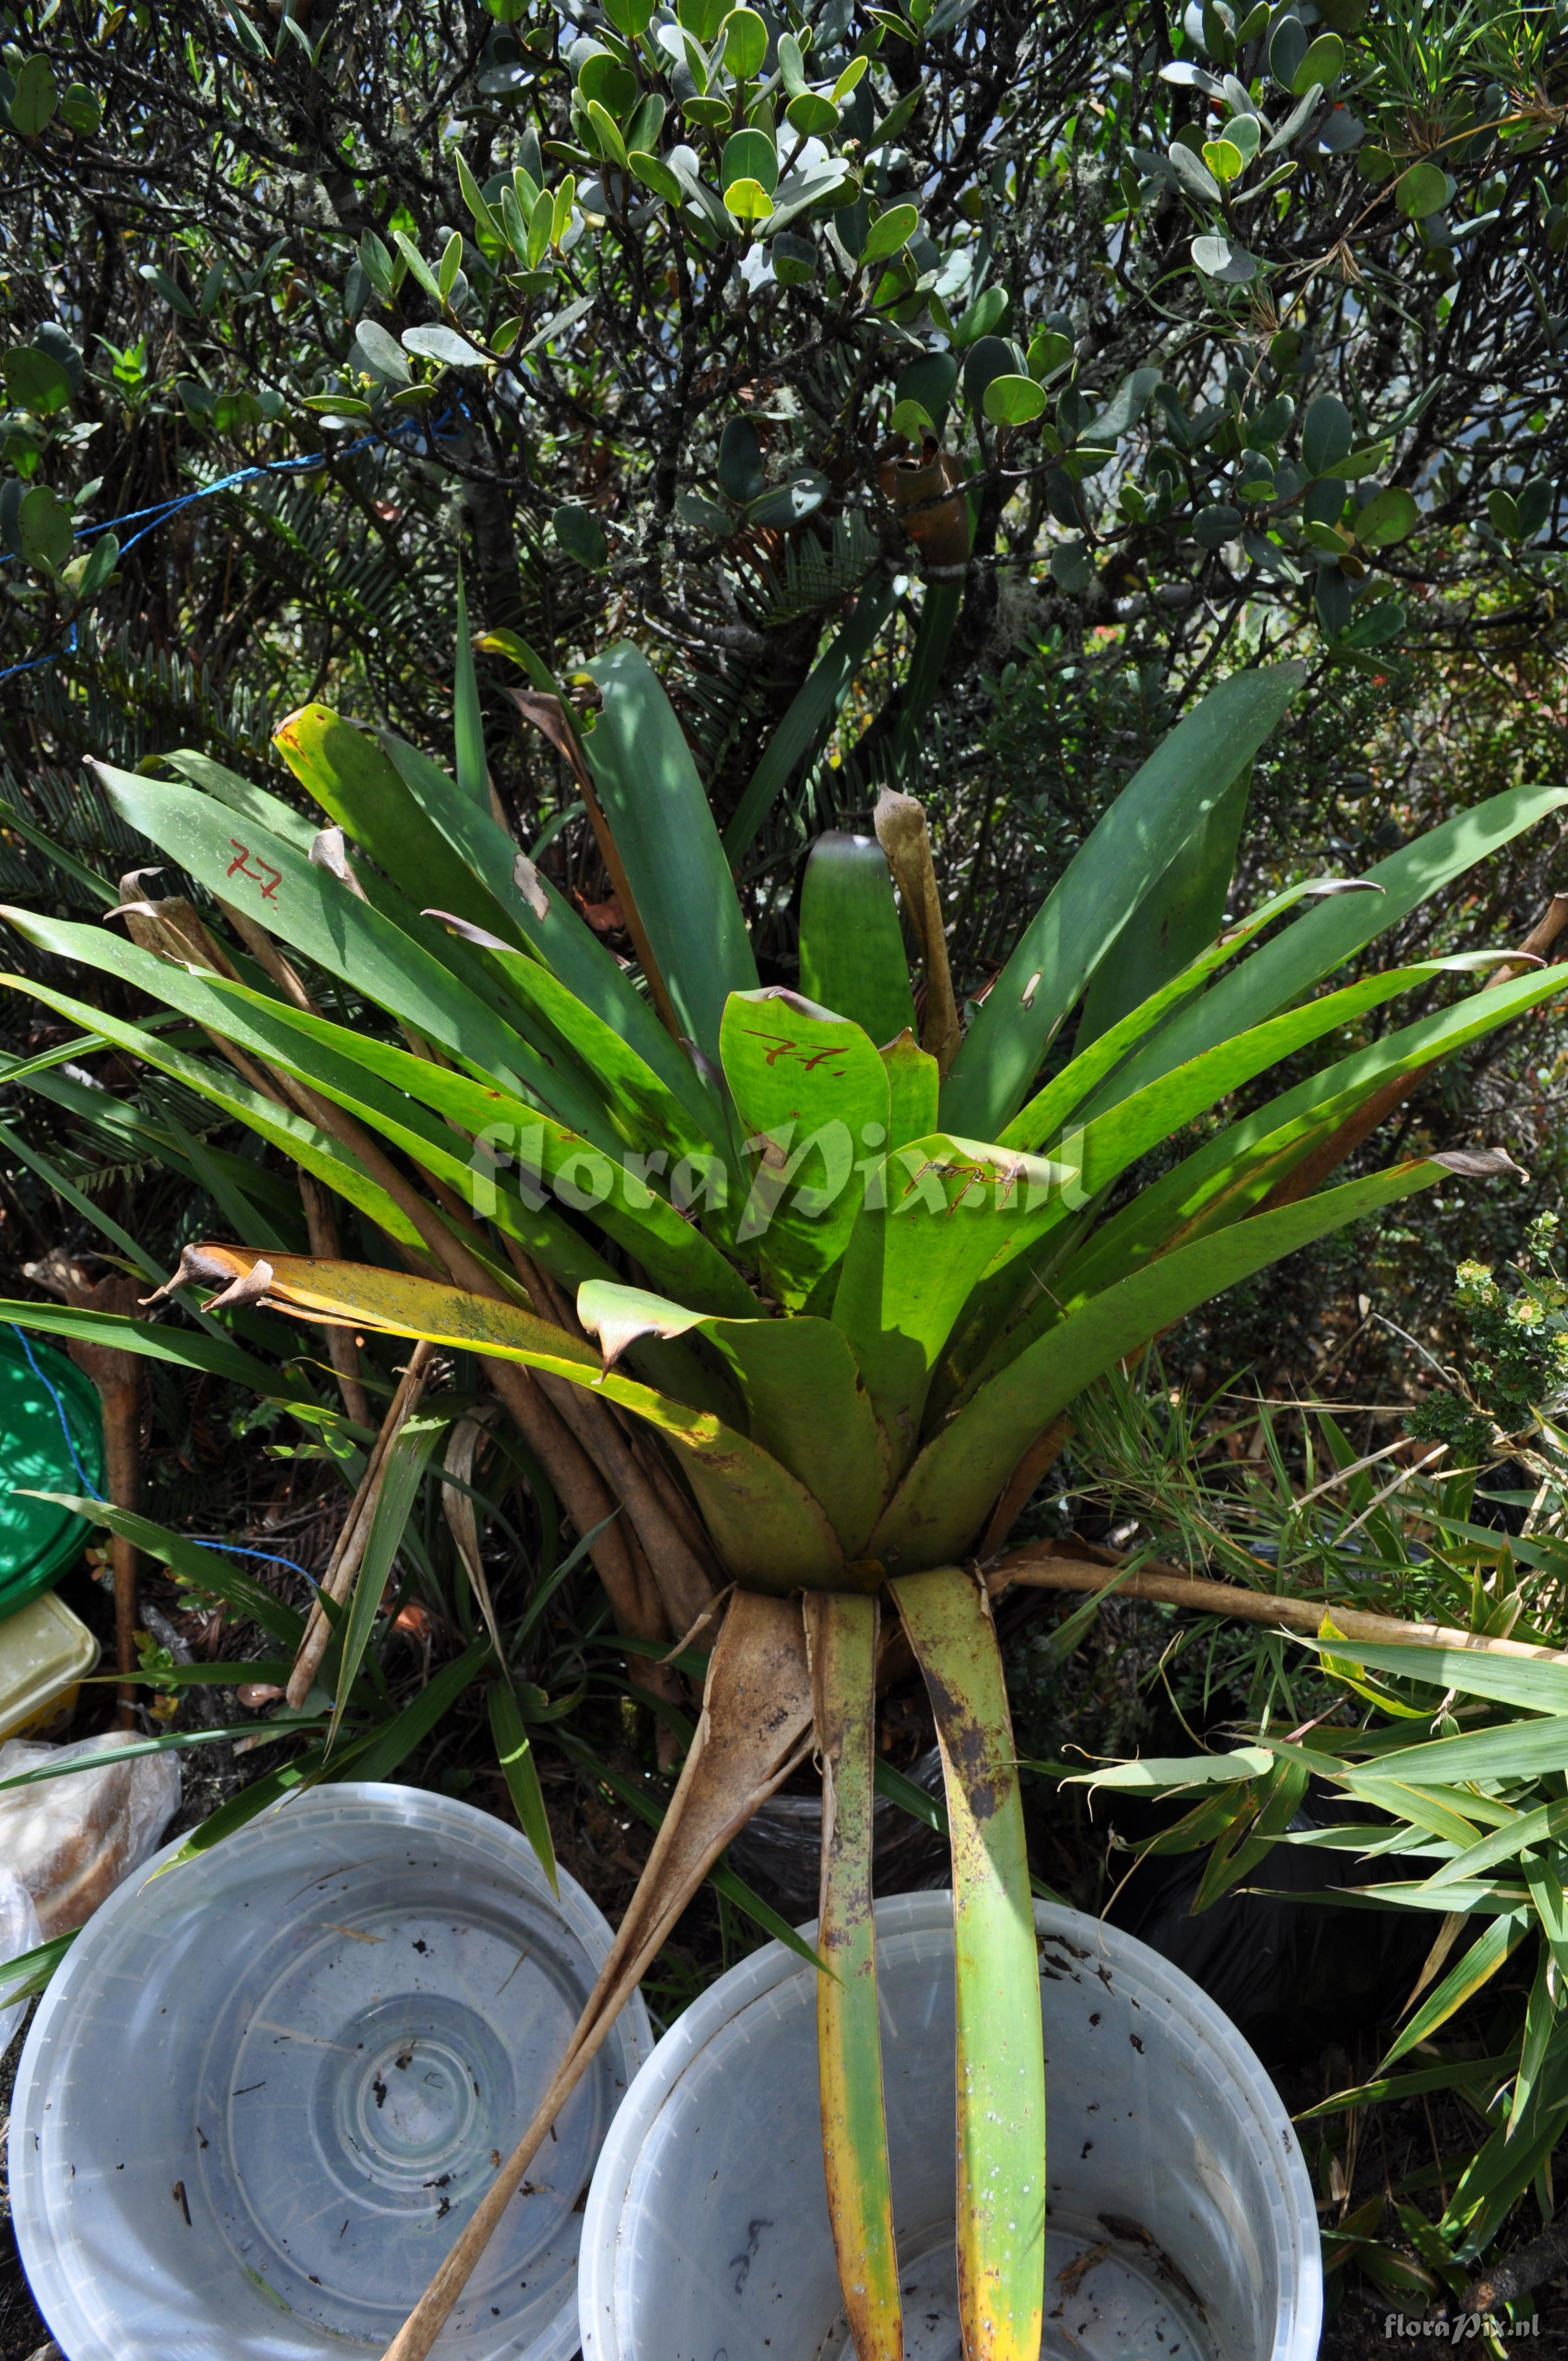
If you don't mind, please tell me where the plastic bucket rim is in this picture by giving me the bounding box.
[579,1887,1322,2361]
[12,1777,652,2361]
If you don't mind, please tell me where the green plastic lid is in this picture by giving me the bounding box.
[0,1327,106,1620]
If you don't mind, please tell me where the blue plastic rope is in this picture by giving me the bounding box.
[10,1319,104,1498]
[0,400,466,686]
[8,1320,317,1585]
[182,1538,318,1585]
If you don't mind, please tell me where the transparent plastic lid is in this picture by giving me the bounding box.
[14,1780,650,2360]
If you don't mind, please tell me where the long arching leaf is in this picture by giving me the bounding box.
[873,1155,1499,1571]
[940,663,1305,1139]
[1060,962,1568,1308]
[890,1566,1044,2361]
[89,765,613,1141]
[583,643,759,1061]
[1074,757,1251,1048]
[1083,777,1568,1112]
[807,1590,902,2361]
[179,1248,848,1591]
[798,831,917,1047]
[579,1280,888,1555]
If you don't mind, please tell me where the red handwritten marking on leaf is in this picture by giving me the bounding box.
[227,839,282,902]
[743,1030,848,1076]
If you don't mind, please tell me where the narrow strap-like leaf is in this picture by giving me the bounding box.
[0,1298,314,1400]
[375,725,719,1131]
[181,1248,850,1592]
[325,1410,444,1750]
[1086,776,1568,1112]
[274,703,524,943]
[890,1566,1044,2361]
[1074,759,1251,1048]
[807,1591,902,2361]
[28,1493,304,1647]
[997,874,1385,1152]
[723,572,896,863]
[798,830,917,1047]
[1379,1906,1532,2068]
[489,1678,559,1894]
[1059,961,1567,1310]
[941,663,1304,1139]
[582,643,759,1062]
[874,1156,1462,1571]
[452,569,489,808]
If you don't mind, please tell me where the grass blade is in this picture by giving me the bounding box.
[489,1678,559,1894]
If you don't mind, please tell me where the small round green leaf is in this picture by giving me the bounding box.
[720,7,768,78]
[578,53,638,115]
[63,529,119,603]
[951,285,1009,347]
[1202,138,1244,184]
[1027,327,1073,381]
[982,373,1046,428]
[585,97,629,167]
[8,55,59,137]
[895,350,958,421]
[1302,393,1354,477]
[891,398,933,440]
[1344,600,1406,650]
[1191,233,1257,284]
[1049,539,1092,593]
[771,229,817,284]
[0,346,72,416]
[1517,478,1555,537]
[628,149,681,203]
[1355,486,1418,547]
[722,126,778,197]
[785,90,838,134]
[352,320,413,385]
[675,489,734,536]
[861,203,918,263]
[1167,140,1221,203]
[1396,160,1447,219]
[962,333,1024,411]
[723,175,773,220]
[58,82,102,134]
[1292,31,1343,92]
[1194,502,1243,548]
[553,502,610,568]
[17,483,73,572]
[749,469,830,527]
[1226,111,1261,164]
[603,0,655,32]
[1268,14,1308,86]
[717,416,766,504]
[1486,487,1523,541]
[401,324,488,367]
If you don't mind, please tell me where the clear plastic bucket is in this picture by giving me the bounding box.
[581,1891,1320,2361]
[13,1781,651,2360]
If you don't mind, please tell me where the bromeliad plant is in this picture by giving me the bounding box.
[3,637,1564,2361]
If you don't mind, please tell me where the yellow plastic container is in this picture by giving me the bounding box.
[0,1591,100,1743]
